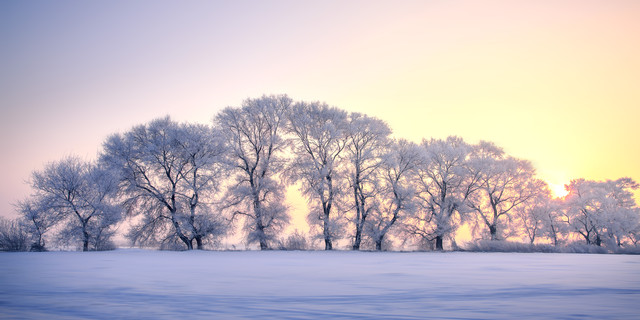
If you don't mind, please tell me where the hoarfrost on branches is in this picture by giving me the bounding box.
[216,95,291,250]
[286,101,349,250]
[344,112,391,250]
[101,117,228,250]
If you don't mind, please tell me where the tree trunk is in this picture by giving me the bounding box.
[353,184,362,250]
[353,232,362,250]
[489,225,498,240]
[323,215,333,250]
[375,235,383,251]
[182,237,193,250]
[253,191,269,250]
[83,234,89,252]
[82,222,90,251]
[171,216,193,250]
[435,235,444,251]
[196,236,204,250]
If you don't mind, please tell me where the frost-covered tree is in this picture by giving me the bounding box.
[0,217,29,252]
[410,136,480,250]
[344,112,391,250]
[286,101,348,250]
[540,198,569,246]
[101,117,228,250]
[467,142,543,241]
[515,185,559,244]
[563,178,640,247]
[27,157,122,251]
[216,95,291,250]
[365,139,420,251]
[15,198,61,251]
[518,195,569,246]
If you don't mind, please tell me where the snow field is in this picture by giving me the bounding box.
[1,250,639,319]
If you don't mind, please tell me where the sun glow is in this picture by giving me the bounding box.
[550,183,569,199]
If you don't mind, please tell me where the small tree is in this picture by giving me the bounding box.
[281,230,310,250]
[26,157,121,251]
[515,186,555,244]
[15,198,60,251]
[538,198,568,246]
[0,218,29,252]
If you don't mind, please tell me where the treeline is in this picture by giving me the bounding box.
[3,94,639,252]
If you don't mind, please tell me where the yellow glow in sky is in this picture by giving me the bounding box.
[1,0,639,221]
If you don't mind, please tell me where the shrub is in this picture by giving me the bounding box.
[0,218,29,252]
[280,230,309,250]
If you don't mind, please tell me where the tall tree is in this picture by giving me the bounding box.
[365,139,420,250]
[27,157,122,251]
[286,101,348,250]
[345,112,391,250]
[101,117,228,250]
[216,95,291,250]
[467,141,543,241]
[411,136,480,250]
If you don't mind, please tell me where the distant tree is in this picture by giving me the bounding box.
[515,185,557,244]
[101,117,228,250]
[563,178,640,247]
[538,198,568,246]
[27,157,122,251]
[286,101,348,250]
[466,142,543,241]
[15,198,60,251]
[365,139,420,251]
[216,95,291,250]
[344,112,391,250]
[0,218,29,252]
[410,136,480,250]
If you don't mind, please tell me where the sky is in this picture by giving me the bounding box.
[1,0,639,224]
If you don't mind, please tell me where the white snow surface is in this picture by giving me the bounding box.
[1,250,639,319]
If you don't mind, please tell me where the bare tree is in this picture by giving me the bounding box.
[365,139,420,250]
[216,95,291,250]
[345,112,391,250]
[101,117,228,250]
[286,101,348,250]
[466,141,543,241]
[27,157,122,251]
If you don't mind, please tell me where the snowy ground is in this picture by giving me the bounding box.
[1,250,639,319]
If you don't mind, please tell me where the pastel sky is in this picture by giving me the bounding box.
[1,0,639,220]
